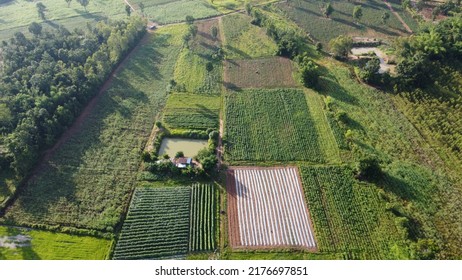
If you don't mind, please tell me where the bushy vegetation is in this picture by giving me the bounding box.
[113,187,191,259]
[224,88,325,162]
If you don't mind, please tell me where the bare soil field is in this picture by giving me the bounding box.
[227,166,316,250]
[223,57,298,89]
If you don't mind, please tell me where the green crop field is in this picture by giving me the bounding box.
[300,165,400,259]
[221,13,278,59]
[163,93,221,131]
[1,25,187,231]
[0,226,110,260]
[224,88,325,163]
[113,187,191,260]
[275,0,418,46]
[189,184,218,252]
[0,0,126,41]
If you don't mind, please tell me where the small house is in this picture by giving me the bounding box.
[175,157,192,169]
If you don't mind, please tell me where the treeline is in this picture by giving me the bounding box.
[395,16,462,91]
[0,16,146,177]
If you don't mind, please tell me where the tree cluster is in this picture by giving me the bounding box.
[0,17,146,177]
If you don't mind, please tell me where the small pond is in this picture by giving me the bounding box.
[158,138,208,158]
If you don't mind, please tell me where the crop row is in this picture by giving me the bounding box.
[189,184,217,252]
[224,89,325,162]
[113,187,191,260]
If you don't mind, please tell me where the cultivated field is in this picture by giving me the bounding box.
[191,18,222,54]
[227,167,316,249]
[223,57,298,89]
[113,187,191,260]
[189,184,218,252]
[221,13,278,59]
[163,93,221,130]
[2,25,188,231]
[275,0,418,46]
[224,88,325,162]
[0,226,110,260]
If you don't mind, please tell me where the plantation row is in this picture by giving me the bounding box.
[224,89,325,162]
[113,184,218,259]
[189,184,217,252]
[112,187,191,260]
[300,166,401,259]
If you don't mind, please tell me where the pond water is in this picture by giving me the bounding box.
[351,47,395,74]
[158,138,208,158]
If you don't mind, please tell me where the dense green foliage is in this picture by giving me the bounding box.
[0,226,110,260]
[189,184,217,252]
[1,25,187,231]
[224,88,324,162]
[113,187,191,259]
[0,17,145,178]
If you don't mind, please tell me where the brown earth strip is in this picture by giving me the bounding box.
[226,169,241,247]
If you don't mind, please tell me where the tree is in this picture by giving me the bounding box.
[28,22,42,36]
[298,55,319,88]
[416,0,425,11]
[328,35,353,58]
[245,2,252,15]
[185,15,194,25]
[315,42,323,52]
[353,6,363,22]
[36,2,46,20]
[175,151,184,158]
[65,0,72,7]
[359,57,381,83]
[381,12,390,25]
[125,4,131,17]
[206,61,214,72]
[77,0,90,12]
[211,26,218,40]
[402,0,411,10]
[356,156,382,181]
[322,3,334,18]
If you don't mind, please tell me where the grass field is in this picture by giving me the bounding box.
[140,0,220,24]
[275,0,418,46]
[224,88,326,163]
[163,93,221,130]
[0,0,126,41]
[0,226,110,260]
[173,47,223,95]
[1,25,187,231]
[113,187,191,260]
[223,57,298,89]
[221,13,278,59]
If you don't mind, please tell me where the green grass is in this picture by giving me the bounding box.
[221,13,278,59]
[113,187,191,260]
[275,0,418,46]
[1,25,187,231]
[163,93,220,130]
[189,184,218,252]
[173,47,222,95]
[0,0,126,41]
[0,226,110,260]
[141,0,220,24]
[224,88,325,163]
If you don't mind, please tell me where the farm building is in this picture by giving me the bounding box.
[175,157,193,169]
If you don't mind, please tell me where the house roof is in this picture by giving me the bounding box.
[177,157,192,164]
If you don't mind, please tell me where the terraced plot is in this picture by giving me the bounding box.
[227,167,316,249]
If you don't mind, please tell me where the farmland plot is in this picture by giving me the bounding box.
[224,89,325,162]
[223,57,298,89]
[227,167,316,249]
[113,187,191,260]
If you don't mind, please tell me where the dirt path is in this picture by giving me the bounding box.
[37,34,150,172]
[383,0,413,33]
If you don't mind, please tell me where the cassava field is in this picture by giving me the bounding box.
[1,0,461,260]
